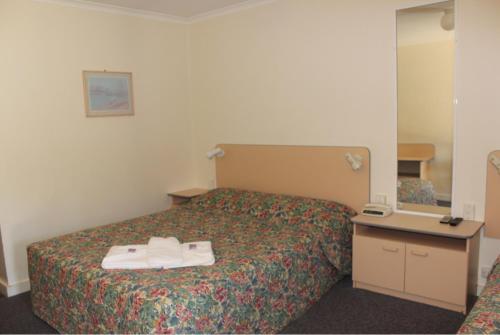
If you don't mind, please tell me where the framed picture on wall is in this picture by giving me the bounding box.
[82,70,134,117]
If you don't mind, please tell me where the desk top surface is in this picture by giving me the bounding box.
[352,213,483,239]
[168,188,209,199]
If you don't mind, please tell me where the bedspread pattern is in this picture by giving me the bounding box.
[28,189,355,334]
[397,177,437,205]
[191,188,356,274]
[458,256,500,334]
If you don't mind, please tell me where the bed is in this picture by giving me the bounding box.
[28,145,370,334]
[458,255,500,334]
[29,189,355,333]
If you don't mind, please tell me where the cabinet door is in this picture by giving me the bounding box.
[405,243,467,306]
[353,235,405,291]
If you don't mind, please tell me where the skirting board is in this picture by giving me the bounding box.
[0,278,30,297]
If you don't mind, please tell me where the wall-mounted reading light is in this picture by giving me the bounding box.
[207,147,225,160]
[489,154,500,174]
[441,8,454,31]
[345,153,363,171]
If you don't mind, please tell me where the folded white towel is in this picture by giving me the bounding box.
[101,245,151,270]
[101,238,215,270]
[147,237,183,268]
[180,241,215,268]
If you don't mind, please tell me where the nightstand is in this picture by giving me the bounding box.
[352,213,483,314]
[168,188,208,208]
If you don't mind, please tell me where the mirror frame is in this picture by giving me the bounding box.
[394,0,457,217]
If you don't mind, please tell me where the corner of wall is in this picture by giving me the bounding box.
[185,23,205,188]
[0,226,8,286]
[0,278,7,297]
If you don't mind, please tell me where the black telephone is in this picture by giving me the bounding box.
[449,217,463,226]
[440,216,463,226]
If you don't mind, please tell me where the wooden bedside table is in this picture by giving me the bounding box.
[168,188,208,208]
[351,213,484,314]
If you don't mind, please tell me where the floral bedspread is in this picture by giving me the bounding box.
[458,255,500,334]
[28,188,356,334]
[397,177,437,205]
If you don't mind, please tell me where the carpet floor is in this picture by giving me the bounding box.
[0,277,466,334]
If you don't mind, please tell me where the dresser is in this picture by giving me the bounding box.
[352,213,483,314]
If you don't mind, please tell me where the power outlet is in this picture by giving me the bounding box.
[463,203,476,220]
[374,194,387,205]
[481,266,491,279]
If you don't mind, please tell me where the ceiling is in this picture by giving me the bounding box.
[82,0,256,18]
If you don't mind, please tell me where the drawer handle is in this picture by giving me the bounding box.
[411,250,429,257]
[382,246,399,253]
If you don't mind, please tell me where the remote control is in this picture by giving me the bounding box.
[449,217,463,226]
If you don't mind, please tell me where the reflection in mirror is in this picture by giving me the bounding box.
[396,1,454,215]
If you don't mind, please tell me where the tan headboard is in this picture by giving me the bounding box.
[215,144,370,212]
[485,150,500,238]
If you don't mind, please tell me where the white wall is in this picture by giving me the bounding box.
[454,0,500,283]
[189,0,500,288]
[189,0,399,195]
[0,0,196,288]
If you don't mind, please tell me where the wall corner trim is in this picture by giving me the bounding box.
[31,0,278,24]
[32,0,188,23]
[187,0,277,23]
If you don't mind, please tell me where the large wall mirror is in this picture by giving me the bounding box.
[396,1,455,215]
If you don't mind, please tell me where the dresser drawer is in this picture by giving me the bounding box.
[353,235,405,291]
[405,243,467,306]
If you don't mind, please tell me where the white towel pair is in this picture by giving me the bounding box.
[101,237,215,270]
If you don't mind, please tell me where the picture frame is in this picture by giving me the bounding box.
[82,70,134,117]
